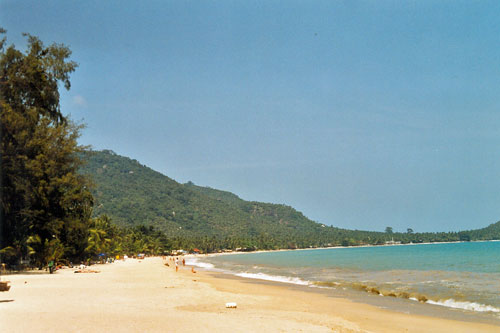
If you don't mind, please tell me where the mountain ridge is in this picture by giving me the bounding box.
[79,149,500,249]
[79,149,336,248]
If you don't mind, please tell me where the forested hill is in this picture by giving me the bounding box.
[79,150,500,249]
[79,150,337,247]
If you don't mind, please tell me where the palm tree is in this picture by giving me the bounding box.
[25,235,65,269]
[85,217,111,259]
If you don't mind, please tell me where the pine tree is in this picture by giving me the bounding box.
[0,30,93,267]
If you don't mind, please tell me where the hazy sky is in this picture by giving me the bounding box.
[3,0,500,232]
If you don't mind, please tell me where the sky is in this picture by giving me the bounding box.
[2,0,500,232]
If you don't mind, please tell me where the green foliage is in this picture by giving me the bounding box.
[80,150,500,251]
[83,215,172,258]
[86,217,171,258]
[79,150,341,248]
[0,31,92,267]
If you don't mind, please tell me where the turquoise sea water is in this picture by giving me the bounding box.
[189,241,500,318]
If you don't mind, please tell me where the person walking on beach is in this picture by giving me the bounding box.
[182,258,185,266]
[175,258,179,272]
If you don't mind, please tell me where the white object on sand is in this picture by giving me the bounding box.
[225,302,237,308]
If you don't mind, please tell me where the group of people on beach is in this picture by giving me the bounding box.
[164,256,196,273]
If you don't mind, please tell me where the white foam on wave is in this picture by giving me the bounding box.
[184,258,215,269]
[235,272,310,286]
[425,299,500,313]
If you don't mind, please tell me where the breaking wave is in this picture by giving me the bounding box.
[185,258,215,269]
[426,299,500,313]
[234,272,310,286]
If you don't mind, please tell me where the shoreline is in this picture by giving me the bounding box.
[187,241,500,323]
[196,239,500,260]
[203,268,500,327]
[1,257,498,332]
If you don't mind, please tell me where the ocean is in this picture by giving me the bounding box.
[188,241,500,321]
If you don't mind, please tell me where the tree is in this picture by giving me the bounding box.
[385,227,393,234]
[87,216,113,256]
[407,228,413,234]
[0,30,93,267]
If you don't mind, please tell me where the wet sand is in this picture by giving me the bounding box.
[0,257,498,332]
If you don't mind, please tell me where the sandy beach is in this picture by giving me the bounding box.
[0,257,498,333]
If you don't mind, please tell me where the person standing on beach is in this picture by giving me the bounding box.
[175,259,179,272]
[182,258,185,266]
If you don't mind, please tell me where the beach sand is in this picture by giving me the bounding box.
[0,257,498,332]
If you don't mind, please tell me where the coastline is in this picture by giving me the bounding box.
[206,239,500,257]
[204,268,500,327]
[1,257,498,332]
[190,241,500,321]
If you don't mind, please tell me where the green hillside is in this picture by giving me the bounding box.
[79,150,500,251]
[457,221,500,241]
[79,150,339,248]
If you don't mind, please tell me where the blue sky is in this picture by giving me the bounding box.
[2,0,500,232]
